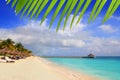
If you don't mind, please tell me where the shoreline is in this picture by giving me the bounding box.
[37,56,102,80]
[0,56,102,80]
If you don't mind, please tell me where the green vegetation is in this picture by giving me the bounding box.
[0,38,32,58]
[6,0,120,31]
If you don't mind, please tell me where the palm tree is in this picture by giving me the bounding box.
[6,38,15,45]
[1,38,14,49]
[0,43,3,49]
[15,42,24,52]
[0,39,32,57]
[6,0,119,31]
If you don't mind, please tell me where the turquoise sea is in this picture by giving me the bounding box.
[46,57,120,80]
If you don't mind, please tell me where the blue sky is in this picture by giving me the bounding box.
[0,0,120,56]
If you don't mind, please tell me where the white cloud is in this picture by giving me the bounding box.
[99,25,117,33]
[85,38,120,56]
[0,19,88,52]
[62,39,85,47]
[59,14,87,35]
[111,16,120,21]
[0,16,120,56]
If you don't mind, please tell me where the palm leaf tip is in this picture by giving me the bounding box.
[11,0,17,8]
[93,0,107,21]
[88,0,101,23]
[26,0,38,17]
[56,0,73,31]
[40,0,57,25]
[63,0,78,30]
[70,0,84,29]
[102,0,117,23]
[103,0,120,23]
[35,0,49,20]
[6,0,11,4]
[6,0,120,31]
[30,0,43,19]
[49,0,65,29]
[20,0,33,18]
[15,0,28,15]
[76,0,92,25]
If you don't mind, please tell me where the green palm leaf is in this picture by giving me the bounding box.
[49,0,65,29]
[20,0,33,18]
[6,0,120,31]
[6,0,11,4]
[102,0,117,23]
[40,0,57,25]
[26,0,38,16]
[76,0,92,25]
[88,0,101,23]
[11,0,17,8]
[30,0,43,19]
[93,0,107,21]
[35,0,49,20]
[70,0,84,29]
[63,0,78,30]
[103,0,120,22]
[15,0,28,15]
[56,0,73,32]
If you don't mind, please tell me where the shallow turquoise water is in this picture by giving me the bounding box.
[46,57,120,80]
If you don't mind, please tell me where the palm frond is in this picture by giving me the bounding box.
[49,0,65,29]
[103,0,117,23]
[11,0,17,8]
[6,0,11,4]
[6,0,120,31]
[20,0,33,18]
[88,0,101,23]
[56,0,73,32]
[35,0,49,20]
[26,0,38,16]
[103,0,120,23]
[15,0,28,15]
[93,0,107,21]
[30,0,43,19]
[40,0,57,25]
[70,0,84,29]
[76,0,92,25]
[63,0,78,30]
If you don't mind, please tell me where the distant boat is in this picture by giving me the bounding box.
[87,53,95,58]
[81,53,95,58]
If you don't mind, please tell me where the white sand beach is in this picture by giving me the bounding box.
[0,56,100,80]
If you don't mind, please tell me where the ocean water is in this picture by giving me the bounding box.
[46,57,120,80]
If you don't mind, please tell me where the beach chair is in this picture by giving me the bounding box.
[5,57,15,63]
[0,59,7,63]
